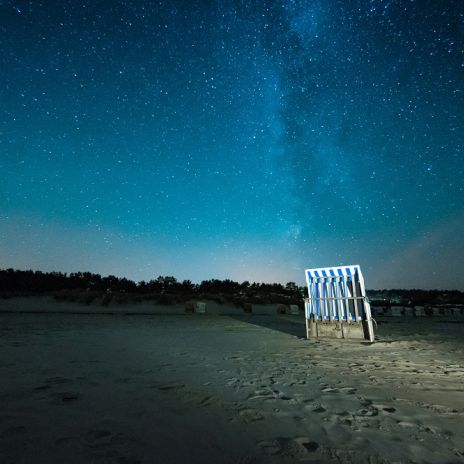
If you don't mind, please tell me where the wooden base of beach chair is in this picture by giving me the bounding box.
[307,320,373,341]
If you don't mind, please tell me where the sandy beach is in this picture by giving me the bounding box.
[1,300,463,463]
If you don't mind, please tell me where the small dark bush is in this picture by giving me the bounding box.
[156,294,175,305]
[250,295,265,304]
[83,292,99,305]
[229,296,244,307]
[277,304,287,314]
[53,290,81,302]
[184,301,194,313]
[177,293,196,303]
[142,293,159,302]
[116,295,129,304]
[101,293,113,306]
[243,302,252,313]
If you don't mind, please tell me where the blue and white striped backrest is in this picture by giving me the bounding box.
[305,265,370,322]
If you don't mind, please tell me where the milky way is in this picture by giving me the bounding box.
[1,1,463,288]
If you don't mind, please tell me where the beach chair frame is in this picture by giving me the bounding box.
[304,265,375,342]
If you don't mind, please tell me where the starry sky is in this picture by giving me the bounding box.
[1,0,463,289]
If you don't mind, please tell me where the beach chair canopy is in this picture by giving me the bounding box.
[305,265,370,322]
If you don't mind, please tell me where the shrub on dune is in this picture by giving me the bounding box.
[101,293,113,306]
[156,294,175,305]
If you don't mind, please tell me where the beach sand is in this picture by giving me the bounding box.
[0,300,463,463]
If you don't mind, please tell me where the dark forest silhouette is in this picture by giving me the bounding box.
[0,268,302,306]
[0,268,463,307]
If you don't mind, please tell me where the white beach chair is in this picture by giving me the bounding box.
[414,306,425,317]
[403,307,414,317]
[304,265,375,342]
[288,304,300,315]
[391,306,403,317]
[195,302,206,314]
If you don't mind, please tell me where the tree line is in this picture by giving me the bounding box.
[1,269,462,305]
[0,268,303,303]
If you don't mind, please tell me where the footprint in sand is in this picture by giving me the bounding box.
[46,376,72,385]
[39,386,80,402]
[313,406,326,413]
[397,421,417,429]
[118,457,141,464]
[82,427,140,463]
[60,391,80,402]
[157,383,185,391]
[82,429,114,447]
[116,377,132,384]
[358,397,373,407]
[301,440,319,452]
[245,392,274,401]
[257,437,320,457]
[303,402,326,413]
[356,406,379,417]
[237,409,265,423]
[340,387,357,394]
[422,403,461,415]
[55,436,74,446]
[33,384,52,392]
[34,378,73,398]
[186,394,214,407]
[256,440,284,456]
[321,387,339,393]
[382,407,396,414]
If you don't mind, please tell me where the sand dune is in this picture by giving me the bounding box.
[0,303,463,463]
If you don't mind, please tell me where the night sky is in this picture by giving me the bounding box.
[1,0,463,289]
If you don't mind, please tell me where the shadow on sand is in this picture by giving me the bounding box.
[229,314,306,338]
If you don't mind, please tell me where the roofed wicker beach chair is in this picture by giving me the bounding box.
[304,265,375,342]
